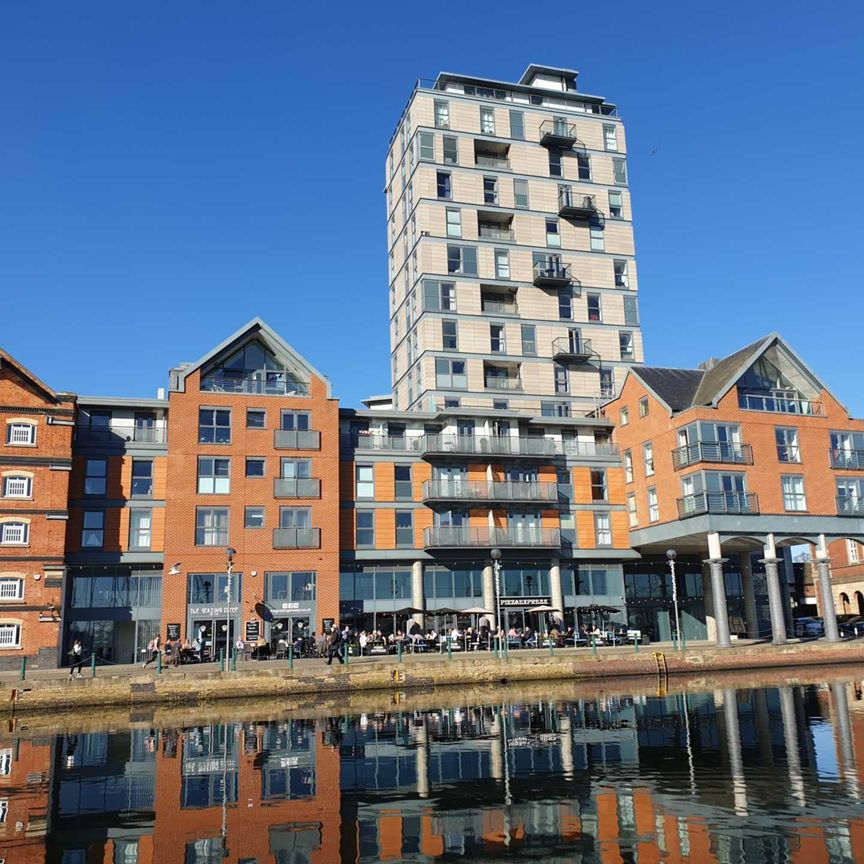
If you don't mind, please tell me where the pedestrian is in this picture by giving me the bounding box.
[326,625,344,665]
[68,638,84,679]
[143,634,161,668]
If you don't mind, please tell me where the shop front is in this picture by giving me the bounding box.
[186,572,242,660]
[263,571,317,653]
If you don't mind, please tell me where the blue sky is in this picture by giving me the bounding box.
[2,2,862,412]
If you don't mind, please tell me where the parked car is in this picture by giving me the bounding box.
[794,617,825,637]
[839,616,864,637]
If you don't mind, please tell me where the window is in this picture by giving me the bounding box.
[494,248,510,279]
[246,409,266,429]
[587,293,602,321]
[245,507,265,529]
[442,135,458,164]
[395,465,412,499]
[483,175,498,205]
[434,100,449,128]
[0,578,23,600]
[195,508,229,546]
[356,511,374,547]
[0,626,20,648]
[513,178,529,208]
[509,110,524,139]
[775,427,800,463]
[418,130,434,161]
[442,319,458,350]
[2,475,31,498]
[84,459,107,496]
[396,511,414,547]
[480,106,495,135]
[490,324,506,353]
[554,363,569,394]
[614,259,629,288]
[0,522,27,545]
[600,368,615,398]
[245,457,265,478]
[589,217,604,251]
[129,510,152,550]
[521,324,536,356]
[594,513,612,546]
[781,476,807,511]
[446,245,478,275]
[198,409,231,444]
[623,450,634,484]
[608,190,623,218]
[548,149,563,177]
[546,219,561,247]
[591,470,608,501]
[848,539,860,564]
[577,154,591,180]
[131,460,153,497]
[648,487,659,522]
[624,295,639,326]
[619,331,634,361]
[435,358,467,389]
[493,399,509,411]
[424,280,456,311]
[436,171,451,199]
[627,494,638,527]
[643,442,654,475]
[639,397,649,417]
[198,458,230,494]
[6,423,35,445]
[603,124,618,151]
[613,158,628,184]
[355,465,374,498]
[620,407,630,426]
[445,208,461,238]
[82,512,104,548]
[558,287,573,320]
[279,507,310,528]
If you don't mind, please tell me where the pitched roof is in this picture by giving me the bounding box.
[0,348,61,402]
[690,334,774,407]
[632,367,704,411]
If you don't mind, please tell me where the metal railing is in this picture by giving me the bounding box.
[672,442,754,469]
[738,393,824,416]
[484,377,522,391]
[558,190,596,214]
[561,441,619,458]
[273,478,321,498]
[837,497,864,516]
[831,449,864,470]
[676,492,759,518]
[481,298,519,316]
[273,527,321,549]
[200,374,309,397]
[552,336,593,358]
[475,155,511,170]
[533,261,572,284]
[424,526,561,549]
[422,480,561,503]
[539,119,581,144]
[478,224,515,241]
[274,429,321,450]
[421,434,561,458]
[75,423,167,445]
[351,434,412,451]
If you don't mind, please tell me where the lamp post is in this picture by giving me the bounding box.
[225,547,236,657]
[666,548,683,650]
[491,548,503,636]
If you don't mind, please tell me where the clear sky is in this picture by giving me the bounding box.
[2,2,862,412]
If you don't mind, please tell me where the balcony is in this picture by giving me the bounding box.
[539,119,582,149]
[558,190,597,219]
[676,492,759,519]
[75,422,166,446]
[831,449,864,470]
[738,392,824,416]
[422,480,561,505]
[672,442,754,470]
[420,434,561,460]
[351,434,411,452]
[562,441,620,458]
[478,223,515,242]
[200,373,309,397]
[273,527,320,549]
[481,295,519,317]
[423,526,561,550]
[533,261,572,288]
[475,154,511,170]
[837,496,864,516]
[273,478,321,498]
[552,336,594,363]
[485,376,522,392]
[274,429,321,450]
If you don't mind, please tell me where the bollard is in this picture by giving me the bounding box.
[397,641,403,663]
[218,649,224,673]
[91,653,97,678]
[548,640,554,657]
[634,635,640,654]
[503,637,509,660]
[288,645,294,670]
[231,650,236,672]
[19,657,26,681]
[681,630,687,651]
[591,636,597,657]
[493,636,499,659]
[447,637,452,660]
[343,644,349,666]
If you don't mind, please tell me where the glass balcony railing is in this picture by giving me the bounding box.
[201,373,309,396]
[273,527,320,549]
[738,392,823,415]
[420,434,561,459]
[423,526,561,549]
[75,422,167,445]
[274,429,321,450]
[273,478,321,498]
[421,480,561,504]
[484,377,522,391]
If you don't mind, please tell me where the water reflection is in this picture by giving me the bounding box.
[1,677,863,863]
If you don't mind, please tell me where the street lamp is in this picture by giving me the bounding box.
[225,547,236,657]
[491,548,503,637]
[666,549,683,651]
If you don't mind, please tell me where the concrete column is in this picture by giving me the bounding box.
[702,565,718,643]
[490,711,503,781]
[778,686,805,806]
[705,537,731,647]
[482,565,496,631]
[415,719,429,798]
[549,558,564,626]
[411,561,425,630]
[740,552,759,638]
[830,683,858,799]
[558,713,574,779]
[815,536,840,642]
[721,688,749,816]
[760,548,787,646]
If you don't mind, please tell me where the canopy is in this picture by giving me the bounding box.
[427,607,460,616]
[528,604,561,613]
[392,606,423,616]
[462,606,494,615]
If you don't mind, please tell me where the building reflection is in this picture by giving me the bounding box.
[0,679,863,863]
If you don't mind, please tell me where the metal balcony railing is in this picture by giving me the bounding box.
[423,526,561,549]
[738,393,824,415]
[421,434,562,459]
[676,491,759,518]
[533,261,572,287]
[475,154,511,170]
[561,441,620,458]
[478,224,515,241]
[558,190,597,218]
[274,429,321,450]
[200,373,309,397]
[831,449,864,470]
[273,478,321,498]
[539,119,582,148]
[273,527,321,549]
[485,377,522,391]
[75,423,167,445]
[421,480,561,504]
[837,496,864,516]
[672,442,754,470]
[552,336,593,361]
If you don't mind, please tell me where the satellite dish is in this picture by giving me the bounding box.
[255,602,273,622]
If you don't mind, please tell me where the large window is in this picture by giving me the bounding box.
[356,511,374,547]
[195,508,229,546]
[490,324,506,353]
[395,511,414,547]
[84,459,107,496]
[355,465,374,498]
[281,411,310,431]
[197,458,230,494]
[279,507,310,528]
[443,135,458,164]
[587,293,602,322]
[494,248,510,279]
[6,422,35,445]
[0,578,23,601]
[394,465,412,499]
[627,494,638,527]
[188,573,240,604]
[837,478,864,514]
[198,409,231,444]
[446,245,478,276]
[0,522,28,545]
[82,512,104,548]
[435,358,467,389]
[591,470,608,501]
[2,475,31,498]
[436,171,452,199]
[594,513,612,546]
[554,363,568,395]
[546,218,561,248]
[0,625,21,648]
[775,427,800,463]
[781,476,807,511]
[131,460,153,497]
[129,510,152,550]
[614,259,629,288]
[434,100,449,128]
[418,130,434,160]
[424,280,456,311]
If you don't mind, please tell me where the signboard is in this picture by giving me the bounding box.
[500,596,552,609]
[166,623,181,640]
[187,605,240,617]
[322,617,335,634]
[276,601,314,616]
[245,620,260,642]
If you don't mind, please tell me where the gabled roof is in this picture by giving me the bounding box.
[0,348,62,402]
[632,367,704,412]
[690,334,774,406]
[171,318,332,398]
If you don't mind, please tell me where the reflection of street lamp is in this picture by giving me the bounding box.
[225,547,236,654]
[491,548,503,634]
[666,549,683,650]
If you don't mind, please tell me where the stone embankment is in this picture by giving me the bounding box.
[5,639,864,718]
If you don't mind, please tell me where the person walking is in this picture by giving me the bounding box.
[68,638,84,679]
[325,625,344,665]
[143,634,161,668]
